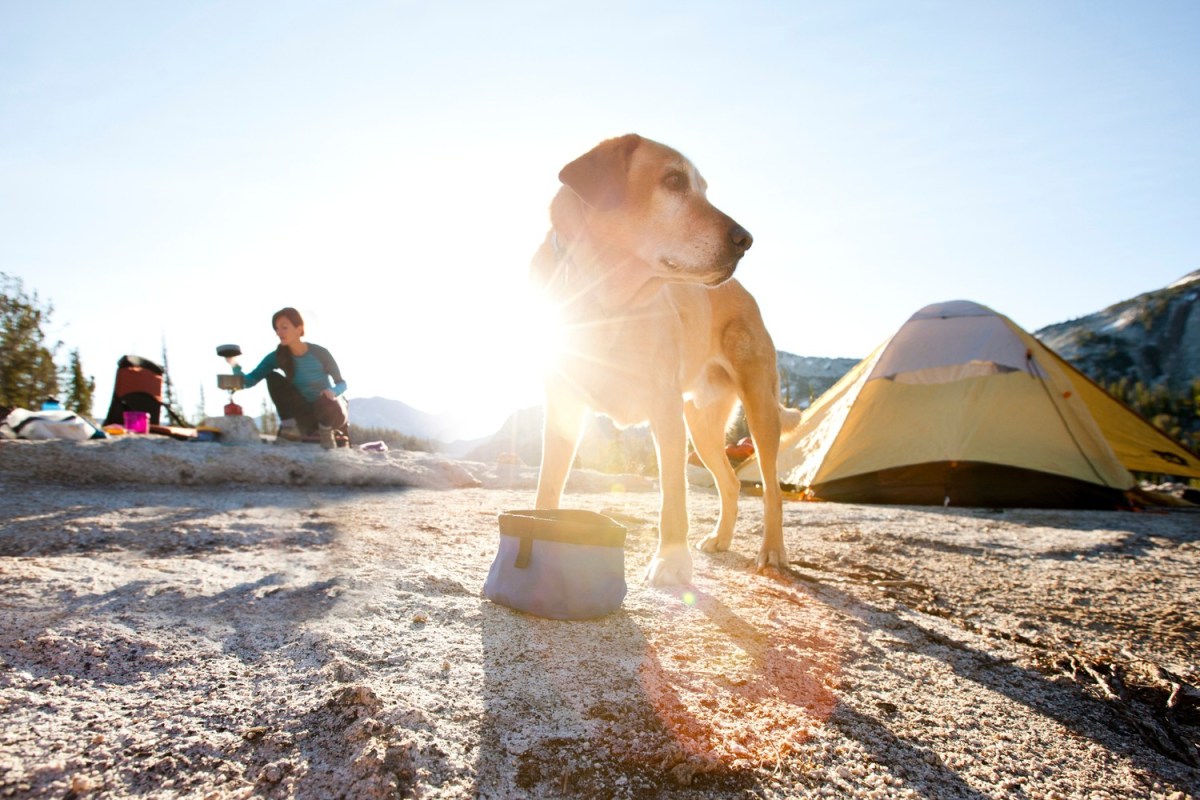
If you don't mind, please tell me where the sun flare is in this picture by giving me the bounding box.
[504,283,567,380]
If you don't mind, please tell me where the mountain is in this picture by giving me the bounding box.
[463,406,657,472]
[463,350,860,466]
[350,351,862,451]
[346,396,468,442]
[777,353,860,408]
[1035,270,1200,391]
[357,272,1200,456]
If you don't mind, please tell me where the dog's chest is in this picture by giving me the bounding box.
[556,299,701,424]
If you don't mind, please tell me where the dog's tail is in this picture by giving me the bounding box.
[779,404,803,436]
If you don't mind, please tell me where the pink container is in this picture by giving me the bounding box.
[123,410,150,434]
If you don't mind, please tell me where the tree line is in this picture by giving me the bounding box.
[1103,376,1200,455]
[0,273,94,415]
[347,425,439,453]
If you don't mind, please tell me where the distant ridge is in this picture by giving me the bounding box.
[347,396,467,442]
[351,271,1200,448]
[347,351,863,447]
[462,350,861,464]
[1036,270,1200,391]
[777,353,860,407]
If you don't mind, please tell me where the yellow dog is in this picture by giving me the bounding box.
[530,134,790,586]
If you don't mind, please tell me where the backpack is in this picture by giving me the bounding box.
[102,355,190,427]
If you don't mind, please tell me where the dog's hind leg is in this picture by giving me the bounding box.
[685,393,740,553]
[742,389,787,571]
[535,392,586,510]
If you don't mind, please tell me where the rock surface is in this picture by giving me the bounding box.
[0,441,1197,798]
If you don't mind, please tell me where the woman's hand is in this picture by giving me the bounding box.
[321,389,336,400]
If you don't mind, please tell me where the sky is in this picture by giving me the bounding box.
[3,1,1198,440]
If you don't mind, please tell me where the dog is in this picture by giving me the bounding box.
[529,134,790,586]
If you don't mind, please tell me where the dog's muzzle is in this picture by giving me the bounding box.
[705,264,739,287]
[730,223,753,253]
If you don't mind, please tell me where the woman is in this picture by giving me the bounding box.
[233,307,348,448]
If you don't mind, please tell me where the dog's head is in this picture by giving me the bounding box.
[556,134,752,287]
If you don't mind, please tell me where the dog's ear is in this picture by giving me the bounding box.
[558,134,642,210]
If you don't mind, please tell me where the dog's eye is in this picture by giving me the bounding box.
[662,171,688,192]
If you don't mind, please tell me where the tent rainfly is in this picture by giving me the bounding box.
[738,300,1200,509]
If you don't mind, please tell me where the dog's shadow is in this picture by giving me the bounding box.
[477,599,772,797]
[474,578,993,799]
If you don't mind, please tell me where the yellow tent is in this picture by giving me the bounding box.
[739,300,1200,508]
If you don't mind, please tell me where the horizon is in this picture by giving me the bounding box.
[4,2,1198,440]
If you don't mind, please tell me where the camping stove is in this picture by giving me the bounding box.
[215,344,245,416]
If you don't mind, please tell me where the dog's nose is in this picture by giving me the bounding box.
[730,224,753,252]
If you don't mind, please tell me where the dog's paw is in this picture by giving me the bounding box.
[644,547,693,586]
[756,542,788,573]
[695,531,732,553]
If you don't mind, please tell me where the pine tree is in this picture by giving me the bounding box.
[161,338,179,415]
[195,384,208,425]
[260,398,278,434]
[62,349,95,417]
[0,273,60,408]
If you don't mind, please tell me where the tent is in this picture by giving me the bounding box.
[738,300,1200,509]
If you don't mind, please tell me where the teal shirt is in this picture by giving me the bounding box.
[236,343,346,403]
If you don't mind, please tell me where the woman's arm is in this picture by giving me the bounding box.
[233,350,279,389]
[311,345,346,397]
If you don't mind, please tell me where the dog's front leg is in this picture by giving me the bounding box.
[535,391,586,510]
[644,409,693,586]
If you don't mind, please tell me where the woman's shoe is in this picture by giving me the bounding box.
[318,426,336,450]
[277,420,302,442]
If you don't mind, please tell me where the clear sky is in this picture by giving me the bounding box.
[3,1,1198,439]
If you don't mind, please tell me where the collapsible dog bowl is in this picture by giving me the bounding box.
[483,510,627,620]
